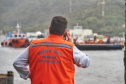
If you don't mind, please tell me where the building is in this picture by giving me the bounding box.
[69,25,93,42]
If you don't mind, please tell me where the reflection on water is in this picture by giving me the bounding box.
[0,36,124,84]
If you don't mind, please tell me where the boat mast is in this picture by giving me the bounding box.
[101,1,105,17]
[69,0,72,13]
[15,23,21,33]
[15,0,21,34]
[97,0,105,17]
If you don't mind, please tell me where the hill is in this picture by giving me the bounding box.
[0,0,95,26]
[66,0,125,36]
[0,0,125,36]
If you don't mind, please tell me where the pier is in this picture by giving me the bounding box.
[0,71,14,84]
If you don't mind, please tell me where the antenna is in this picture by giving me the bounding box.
[15,22,21,33]
[98,0,105,17]
[101,1,105,17]
[69,0,72,13]
[15,0,22,34]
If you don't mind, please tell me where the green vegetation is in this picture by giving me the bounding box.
[66,1,125,36]
[0,0,125,37]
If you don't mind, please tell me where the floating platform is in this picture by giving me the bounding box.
[75,44,124,50]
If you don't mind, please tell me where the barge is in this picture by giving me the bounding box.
[75,44,124,50]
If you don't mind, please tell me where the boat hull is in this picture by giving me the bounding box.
[11,38,29,47]
[1,40,12,47]
[75,44,124,50]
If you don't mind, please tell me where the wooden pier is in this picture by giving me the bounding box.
[0,71,14,84]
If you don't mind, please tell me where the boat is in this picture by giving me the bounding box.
[70,24,124,50]
[75,44,124,50]
[1,23,29,47]
[1,32,12,47]
[74,35,124,50]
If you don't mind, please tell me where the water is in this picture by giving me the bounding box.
[0,36,124,84]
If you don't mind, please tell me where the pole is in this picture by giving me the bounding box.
[69,0,72,13]
[102,1,105,17]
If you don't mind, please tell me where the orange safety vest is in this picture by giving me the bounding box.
[29,34,75,84]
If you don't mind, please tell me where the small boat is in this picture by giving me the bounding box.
[70,24,124,50]
[1,23,29,47]
[11,32,29,47]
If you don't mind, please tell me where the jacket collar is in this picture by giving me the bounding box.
[48,34,63,40]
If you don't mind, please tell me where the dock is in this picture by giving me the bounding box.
[0,71,14,84]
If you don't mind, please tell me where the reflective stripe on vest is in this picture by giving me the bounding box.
[30,42,72,49]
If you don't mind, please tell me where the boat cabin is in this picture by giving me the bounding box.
[12,33,26,38]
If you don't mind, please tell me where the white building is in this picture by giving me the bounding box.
[70,25,93,42]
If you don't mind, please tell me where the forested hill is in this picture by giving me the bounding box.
[66,0,125,36]
[0,0,96,27]
[0,0,125,36]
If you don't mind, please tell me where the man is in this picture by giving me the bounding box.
[13,16,90,84]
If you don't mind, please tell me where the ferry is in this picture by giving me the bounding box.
[74,35,124,50]
[1,23,29,47]
[75,43,124,50]
[70,24,124,50]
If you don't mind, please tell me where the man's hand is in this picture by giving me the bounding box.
[66,32,73,43]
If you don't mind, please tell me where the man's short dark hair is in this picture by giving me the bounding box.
[50,16,67,35]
